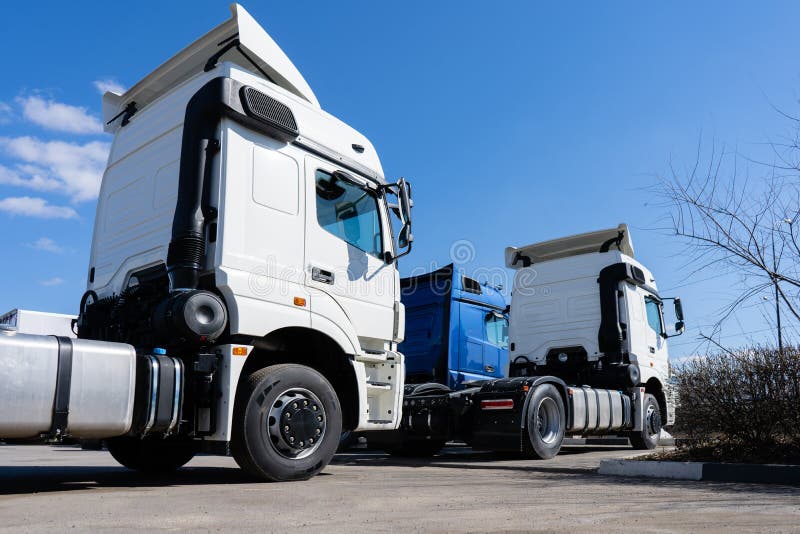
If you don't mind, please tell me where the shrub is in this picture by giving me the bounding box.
[673,345,800,464]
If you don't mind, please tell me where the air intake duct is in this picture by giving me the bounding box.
[597,262,646,364]
[167,77,298,291]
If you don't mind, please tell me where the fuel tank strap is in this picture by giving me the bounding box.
[50,336,74,437]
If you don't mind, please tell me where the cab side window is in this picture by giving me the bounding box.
[315,170,383,257]
[485,313,509,348]
[644,296,664,337]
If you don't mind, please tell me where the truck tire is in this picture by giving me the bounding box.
[523,384,565,460]
[107,437,196,473]
[231,364,342,482]
[629,393,662,450]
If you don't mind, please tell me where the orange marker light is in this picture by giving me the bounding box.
[293,296,307,307]
[232,346,248,356]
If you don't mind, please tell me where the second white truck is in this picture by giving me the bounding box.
[0,4,680,481]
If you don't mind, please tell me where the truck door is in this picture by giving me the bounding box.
[457,302,507,383]
[304,157,396,343]
[484,311,509,378]
[643,294,667,369]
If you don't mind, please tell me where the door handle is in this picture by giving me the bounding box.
[484,365,495,373]
[649,346,655,354]
[312,267,334,284]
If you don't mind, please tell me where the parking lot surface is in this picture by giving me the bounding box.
[0,444,798,533]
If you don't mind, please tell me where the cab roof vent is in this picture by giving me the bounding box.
[241,86,298,137]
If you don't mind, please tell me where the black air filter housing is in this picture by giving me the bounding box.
[240,86,298,140]
[152,290,227,345]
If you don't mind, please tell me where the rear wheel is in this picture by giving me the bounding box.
[107,436,196,473]
[523,384,565,459]
[231,364,342,482]
[629,393,662,450]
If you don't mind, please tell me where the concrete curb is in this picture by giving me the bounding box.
[598,459,800,485]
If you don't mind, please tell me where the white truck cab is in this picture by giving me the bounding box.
[505,224,680,433]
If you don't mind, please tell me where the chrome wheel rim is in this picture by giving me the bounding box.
[536,397,561,444]
[266,387,326,460]
[645,403,662,438]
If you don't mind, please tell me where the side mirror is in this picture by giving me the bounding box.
[398,224,412,249]
[398,178,413,225]
[674,297,684,321]
[675,320,685,334]
[391,177,414,259]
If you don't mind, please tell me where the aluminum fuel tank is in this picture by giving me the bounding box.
[0,328,136,439]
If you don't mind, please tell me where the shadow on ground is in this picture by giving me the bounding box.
[0,445,797,496]
[334,445,800,494]
[0,465,263,495]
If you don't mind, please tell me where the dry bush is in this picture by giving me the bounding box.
[674,345,800,463]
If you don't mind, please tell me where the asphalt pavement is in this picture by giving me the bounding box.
[0,444,797,533]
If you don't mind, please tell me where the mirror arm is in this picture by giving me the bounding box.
[395,240,413,260]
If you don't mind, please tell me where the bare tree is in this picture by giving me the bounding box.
[661,124,800,350]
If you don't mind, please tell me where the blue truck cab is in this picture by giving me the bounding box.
[400,264,509,389]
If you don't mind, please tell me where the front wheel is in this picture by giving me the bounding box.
[231,364,342,482]
[107,436,197,473]
[523,384,565,459]
[629,393,662,450]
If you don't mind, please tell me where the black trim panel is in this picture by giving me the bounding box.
[597,262,647,365]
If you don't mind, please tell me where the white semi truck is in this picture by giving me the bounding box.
[503,225,680,452]
[0,5,680,481]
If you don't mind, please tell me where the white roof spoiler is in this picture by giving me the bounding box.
[103,3,319,133]
[505,223,634,269]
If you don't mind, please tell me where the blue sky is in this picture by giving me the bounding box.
[0,1,798,359]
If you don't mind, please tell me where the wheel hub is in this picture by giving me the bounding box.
[535,397,560,445]
[645,404,662,436]
[266,388,326,459]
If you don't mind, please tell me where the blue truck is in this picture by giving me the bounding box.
[400,264,509,389]
[339,264,509,450]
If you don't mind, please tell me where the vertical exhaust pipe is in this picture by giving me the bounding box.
[167,78,230,291]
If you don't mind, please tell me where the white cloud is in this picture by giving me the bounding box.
[0,136,109,202]
[39,277,64,287]
[17,95,103,135]
[0,197,78,219]
[0,102,12,124]
[93,79,126,95]
[28,237,63,254]
[0,163,62,193]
